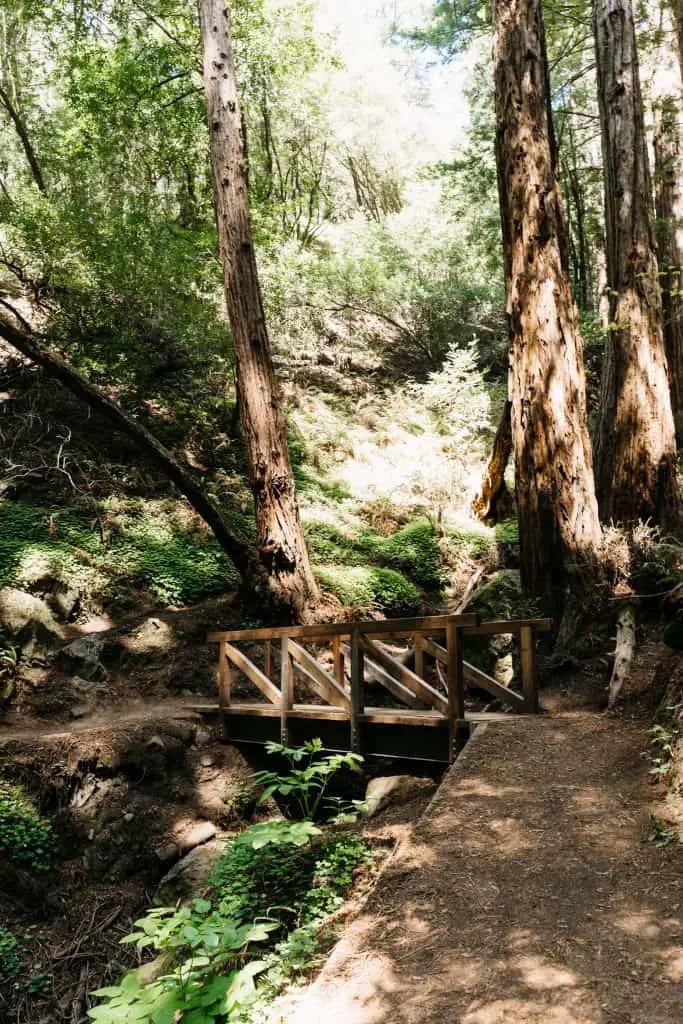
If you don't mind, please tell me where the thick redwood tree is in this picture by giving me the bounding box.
[198,0,319,622]
[653,0,683,441]
[491,0,602,621]
[592,0,680,528]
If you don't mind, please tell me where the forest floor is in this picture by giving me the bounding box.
[281,701,683,1024]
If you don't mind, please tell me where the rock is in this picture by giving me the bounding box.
[663,614,683,651]
[0,587,64,656]
[154,841,180,865]
[155,841,224,904]
[193,726,212,747]
[145,735,166,750]
[200,754,214,767]
[365,775,435,817]
[69,703,94,720]
[467,570,525,678]
[178,821,217,854]
[47,584,81,623]
[56,636,108,681]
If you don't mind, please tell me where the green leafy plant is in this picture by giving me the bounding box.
[0,928,21,986]
[250,739,364,821]
[90,741,372,1023]
[647,813,683,849]
[0,782,54,873]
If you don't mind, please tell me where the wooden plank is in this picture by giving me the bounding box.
[360,707,445,726]
[218,640,232,708]
[464,617,552,636]
[520,625,539,713]
[414,633,424,680]
[264,640,272,682]
[358,634,448,716]
[421,636,525,708]
[280,636,293,743]
[446,619,465,760]
[461,711,536,722]
[224,642,281,704]
[350,628,365,752]
[288,640,350,711]
[332,636,344,687]
[208,612,478,644]
[341,642,424,709]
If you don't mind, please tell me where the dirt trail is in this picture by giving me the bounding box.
[285,713,682,1024]
[0,699,214,745]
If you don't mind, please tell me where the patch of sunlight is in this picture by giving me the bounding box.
[661,945,683,982]
[462,998,594,1024]
[514,954,577,990]
[120,617,175,653]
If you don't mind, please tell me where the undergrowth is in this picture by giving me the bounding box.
[0,499,238,609]
[0,781,54,873]
[644,703,683,849]
[88,741,374,1024]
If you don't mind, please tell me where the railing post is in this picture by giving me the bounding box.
[446,618,466,761]
[350,627,365,753]
[218,640,232,709]
[520,626,539,713]
[414,633,424,679]
[280,636,293,744]
[332,635,345,687]
[264,639,272,681]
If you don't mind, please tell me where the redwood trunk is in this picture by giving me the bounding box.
[198,0,319,622]
[592,0,680,528]
[654,1,683,441]
[492,0,602,616]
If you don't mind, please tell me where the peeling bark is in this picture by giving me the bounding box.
[608,602,636,707]
[592,0,681,528]
[471,401,513,523]
[197,0,319,622]
[491,0,602,620]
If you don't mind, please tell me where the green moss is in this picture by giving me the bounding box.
[0,499,238,609]
[307,519,443,593]
[315,565,419,615]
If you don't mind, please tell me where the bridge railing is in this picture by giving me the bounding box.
[207,614,552,760]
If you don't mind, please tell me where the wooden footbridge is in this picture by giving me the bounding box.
[204,613,552,764]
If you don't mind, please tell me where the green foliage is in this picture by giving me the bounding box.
[250,739,364,821]
[646,705,682,787]
[646,813,683,849]
[0,928,22,986]
[315,564,419,615]
[0,499,238,609]
[0,781,53,873]
[90,741,372,1024]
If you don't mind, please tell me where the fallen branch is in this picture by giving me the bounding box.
[0,308,252,577]
[471,400,513,523]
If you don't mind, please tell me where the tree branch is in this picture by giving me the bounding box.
[0,309,253,577]
[0,83,45,192]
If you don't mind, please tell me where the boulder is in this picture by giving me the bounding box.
[56,635,108,681]
[467,570,525,678]
[0,587,64,657]
[155,841,224,905]
[365,775,435,817]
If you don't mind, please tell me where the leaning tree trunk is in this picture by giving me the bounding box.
[592,0,681,528]
[653,0,683,442]
[491,0,602,623]
[198,0,319,622]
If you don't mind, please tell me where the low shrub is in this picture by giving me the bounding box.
[0,782,54,873]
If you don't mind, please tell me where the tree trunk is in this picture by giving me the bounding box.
[197,0,319,622]
[491,0,603,621]
[471,400,513,523]
[0,309,253,579]
[592,0,681,528]
[653,0,683,442]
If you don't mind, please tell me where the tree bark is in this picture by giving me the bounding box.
[0,83,45,193]
[471,400,513,523]
[592,0,681,528]
[197,0,319,622]
[0,309,253,579]
[653,0,683,442]
[491,0,603,621]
